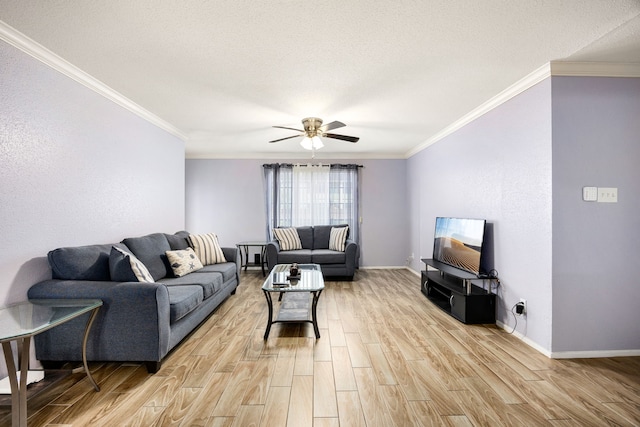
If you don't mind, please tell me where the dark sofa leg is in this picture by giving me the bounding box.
[145,361,161,373]
[40,360,65,370]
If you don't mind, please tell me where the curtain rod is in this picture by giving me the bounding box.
[263,163,363,168]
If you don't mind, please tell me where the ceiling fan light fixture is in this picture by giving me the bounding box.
[301,136,324,150]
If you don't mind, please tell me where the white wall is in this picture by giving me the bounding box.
[0,40,185,307]
[185,158,409,267]
[407,79,554,352]
[551,76,640,354]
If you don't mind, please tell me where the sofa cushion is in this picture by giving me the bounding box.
[313,224,349,249]
[165,231,191,250]
[311,249,347,264]
[109,246,155,282]
[160,271,223,299]
[122,233,171,281]
[196,262,237,282]
[296,226,314,249]
[273,227,303,250]
[166,285,204,323]
[48,243,128,281]
[188,233,227,265]
[166,248,203,277]
[329,226,349,252]
[278,249,313,264]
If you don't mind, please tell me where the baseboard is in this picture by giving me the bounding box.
[358,266,421,278]
[495,320,552,357]
[550,349,640,359]
[495,320,640,359]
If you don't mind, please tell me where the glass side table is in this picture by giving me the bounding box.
[0,299,102,427]
[236,241,268,276]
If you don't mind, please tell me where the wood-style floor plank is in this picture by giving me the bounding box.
[286,375,313,427]
[313,361,338,418]
[2,269,639,427]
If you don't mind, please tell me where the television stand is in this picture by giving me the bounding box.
[421,259,496,324]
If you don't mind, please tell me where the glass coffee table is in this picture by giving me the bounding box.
[262,264,324,339]
[0,299,102,427]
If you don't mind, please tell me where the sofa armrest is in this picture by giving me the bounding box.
[221,246,241,283]
[28,279,170,362]
[266,241,280,272]
[344,240,359,275]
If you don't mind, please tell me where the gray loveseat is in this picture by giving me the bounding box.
[27,231,239,373]
[266,225,358,280]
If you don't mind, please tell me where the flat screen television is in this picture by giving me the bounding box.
[433,217,491,276]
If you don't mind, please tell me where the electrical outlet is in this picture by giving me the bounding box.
[516,299,527,316]
[406,253,414,266]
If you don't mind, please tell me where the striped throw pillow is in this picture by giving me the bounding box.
[273,227,302,251]
[188,233,227,265]
[110,246,155,282]
[329,226,349,252]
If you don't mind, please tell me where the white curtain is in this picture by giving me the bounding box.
[291,165,330,226]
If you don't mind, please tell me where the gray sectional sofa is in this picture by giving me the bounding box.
[27,231,240,373]
[266,225,358,280]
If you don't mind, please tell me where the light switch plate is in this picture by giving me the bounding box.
[598,187,618,203]
[583,187,597,202]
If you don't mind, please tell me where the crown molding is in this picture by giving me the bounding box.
[405,63,552,158]
[550,61,640,77]
[0,21,187,141]
[405,60,640,159]
[185,151,407,160]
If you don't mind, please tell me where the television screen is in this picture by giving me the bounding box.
[433,217,486,275]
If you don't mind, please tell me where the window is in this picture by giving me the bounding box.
[263,163,360,245]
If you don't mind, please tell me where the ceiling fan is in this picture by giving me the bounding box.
[269,117,359,151]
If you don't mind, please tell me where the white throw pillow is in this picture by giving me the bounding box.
[329,226,349,252]
[273,227,302,251]
[166,247,204,277]
[188,233,227,265]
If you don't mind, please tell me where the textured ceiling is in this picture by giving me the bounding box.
[1,1,639,159]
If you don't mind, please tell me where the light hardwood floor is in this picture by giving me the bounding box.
[2,269,639,426]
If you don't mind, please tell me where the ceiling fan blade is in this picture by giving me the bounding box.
[269,134,302,143]
[319,121,345,132]
[324,133,359,143]
[273,126,304,132]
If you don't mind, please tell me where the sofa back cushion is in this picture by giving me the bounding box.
[165,231,191,250]
[296,226,314,249]
[121,233,171,281]
[313,224,349,249]
[48,243,128,280]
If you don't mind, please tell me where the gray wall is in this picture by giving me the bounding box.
[0,40,185,307]
[551,76,640,353]
[407,79,554,351]
[185,159,409,267]
[408,75,640,356]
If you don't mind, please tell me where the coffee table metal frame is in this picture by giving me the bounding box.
[262,264,324,339]
[0,299,102,427]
